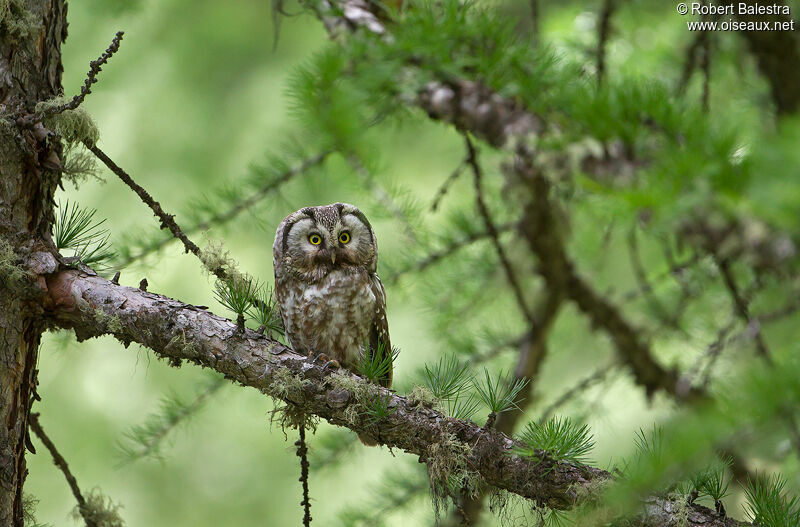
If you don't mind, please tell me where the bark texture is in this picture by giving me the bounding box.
[0,1,67,524]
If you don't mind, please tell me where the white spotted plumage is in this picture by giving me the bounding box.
[273,203,392,388]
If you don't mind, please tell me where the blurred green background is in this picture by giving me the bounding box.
[27,0,799,525]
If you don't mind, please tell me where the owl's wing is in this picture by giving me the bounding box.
[368,274,392,388]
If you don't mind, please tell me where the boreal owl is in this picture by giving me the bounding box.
[273,203,392,389]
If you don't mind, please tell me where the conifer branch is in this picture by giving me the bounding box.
[465,134,536,328]
[386,223,514,285]
[87,144,226,281]
[41,267,612,508]
[42,31,125,118]
[595,0,617,86]
[514,156,700,401]
[345,153,418,242]
[430,160,465,212]
[117,151,330,267]
[28,413,98,527]
[34,262,758,526]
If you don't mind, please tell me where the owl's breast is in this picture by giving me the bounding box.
[278,268,377,365]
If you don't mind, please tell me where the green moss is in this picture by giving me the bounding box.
[268,366,312,399]
[36,97,100,147]
[407,385,439,409]
[70,490,124,527]
[329,371,370,400]
[93,308,122,334]
[270,403,319,434]
[199,239,245,280]
[0,238,26,284]
[0,0,38,43]
[426,432,480,519]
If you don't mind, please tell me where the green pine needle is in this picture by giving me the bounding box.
[473,368,528,414]
[246,283,283,335]
[633,425,664,464]
[214,275,259,316]
[53,200,116,270]
[744,473,800,527]
[422,354,472,400]
[363,392,397,425]
[446,392,480,421]
[356,340,400,383]
[692,456,731,501]
[54,200,108,250]
[515,416,595,466]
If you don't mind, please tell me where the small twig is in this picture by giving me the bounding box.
[530,0,540,46]
[29,413,99,527]
[88,144,225,281]
[346,154,418,242]
[471,331,531,365]
[696,314,737,389]
[386,222,515,284]
[120,377,225,463]
[699,28,711,112]
[596,0,617,86]
[615,252,701,305]
[539,363,616,423]
[430,160,465,212]
[117,152,330,268]
[464,134,537,328]
[626,227,677,328]
[714,257,770,362]
[43,31,125,118]
[296,424,312,527]
[677,32,703,95]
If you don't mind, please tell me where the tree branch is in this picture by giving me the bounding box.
[40,266,607,508]
[36,264,751,525]
[466,134,537,327]
[28,413,98,527]
[116,151,331,268]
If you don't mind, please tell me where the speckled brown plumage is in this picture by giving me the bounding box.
[273,203,392,388]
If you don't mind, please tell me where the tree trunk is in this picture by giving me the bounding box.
[0,1,66,524]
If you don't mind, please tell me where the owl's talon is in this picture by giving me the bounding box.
[312,352,330,363]
[324,359,341,370]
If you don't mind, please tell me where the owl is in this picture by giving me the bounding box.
[273,203,392,389]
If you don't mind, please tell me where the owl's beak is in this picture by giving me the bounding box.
[331,253,336,264]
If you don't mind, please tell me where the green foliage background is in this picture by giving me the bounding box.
[26,0,800,525]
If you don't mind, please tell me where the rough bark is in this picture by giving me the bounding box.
[0,1,67,524]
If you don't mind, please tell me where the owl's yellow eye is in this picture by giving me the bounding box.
[338,232,351,244]
[308,234,322,245]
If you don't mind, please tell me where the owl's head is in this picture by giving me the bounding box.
[273,203,378,280]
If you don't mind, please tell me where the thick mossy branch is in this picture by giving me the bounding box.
[41,268,607,509]
[36,267,759,526]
